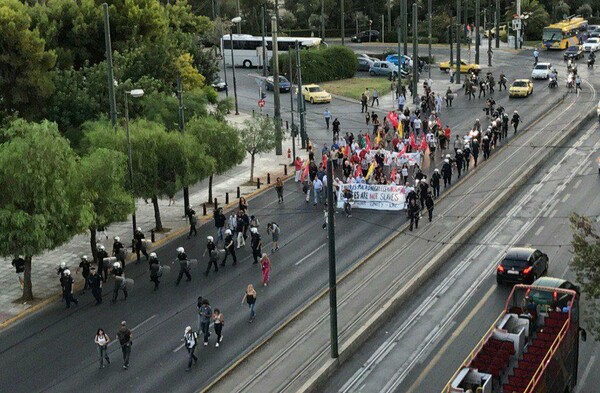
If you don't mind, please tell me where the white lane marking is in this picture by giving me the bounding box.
[573,179,582,189]
[549,209,558,218]
[534,225,545,237]
[295,243,326,266]
[561,193,571,203]
[577,355,596,392]
[543,200,560,218]
[107,314,157,347]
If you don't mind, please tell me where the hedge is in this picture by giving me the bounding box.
[274,45,357,84]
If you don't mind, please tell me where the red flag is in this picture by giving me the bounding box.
[354,165,362,178]
[400,143,407,155]
[420,136,428,151]
[365,134,371,151]
[345,145,350,158]
[322,154,327,169]
[390,166,397,182]
[409,133,418,150]
[300,164,309,182]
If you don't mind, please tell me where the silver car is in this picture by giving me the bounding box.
[369,61,398,78]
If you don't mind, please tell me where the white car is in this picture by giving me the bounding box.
[583,37,600,52]
[531,62,552,79]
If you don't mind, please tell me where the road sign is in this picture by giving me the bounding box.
[512,19,521,31]
[258,99,265,108]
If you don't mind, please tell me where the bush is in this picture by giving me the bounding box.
[275,45,357,84]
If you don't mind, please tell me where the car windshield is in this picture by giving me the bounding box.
[308,87,323,92]
[542,29,562,41]
[512,81,528,87]
[279,77,289,83]
[501,258,530,268]
[534,65,549,70]
[567,46,578,51]
[587,38,599,43]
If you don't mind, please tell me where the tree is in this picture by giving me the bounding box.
[556,1,570,18]
[80,149,133,263]
[187,116,246,202]
[0,0,57,120]
[0,120,92,300]
[505,0,550,40]
[570,213,600,340]
[576,3,593,18]
[239,115,277,182]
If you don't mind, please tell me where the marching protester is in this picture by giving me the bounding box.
[260,253,271,286]
[242,284,257,323]
[294,157,304,182]
[183,326,198,371]
[275,177,284,203]
[214,207,226,247]
[117,321,132,369]
[266,222,281,253]
[212,309,225,347]
[198,298,212,346]
[94,328,111,369]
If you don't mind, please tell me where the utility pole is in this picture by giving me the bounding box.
[515,0,521,49]
[102,3,117,132]
[456,0,462,84]
[341,0,345,45]
[321,0,325,41]
[177,77,190,214]
[295,41,306,149]
[428,0,432,79]
[289,47,296,163]
[272,16,282,155]
[326,159,338,359]
[387,0,392,35]
[229,30,239,115]
[412,3,418,103]
[449,24,454,65]
[236,0,241,33]
[488,8,493,66]
[262,5,267,76]
[495,0,500,48]
[403,0,408,55]
[382,15,385,43]
[475,0,480,64]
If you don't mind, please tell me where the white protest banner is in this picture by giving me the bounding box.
[337,183,408,211]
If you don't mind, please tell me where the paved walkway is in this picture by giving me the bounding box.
[0,112,298,325]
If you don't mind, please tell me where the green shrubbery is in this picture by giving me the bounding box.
[276,45,357,83]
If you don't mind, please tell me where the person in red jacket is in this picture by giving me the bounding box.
[294,157,304,182]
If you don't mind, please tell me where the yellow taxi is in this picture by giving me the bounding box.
[299,84,332,104]
[438,59,481,74]
[508,79,534,98]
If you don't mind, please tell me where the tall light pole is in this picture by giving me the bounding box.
[402,0,408,55]
[475,0,480,64]
[124,89,144,237]
[515,0,521,49]
[230,17,242,115]
[262,5,267,76]
[340,0,345,45]
[321,0,325,40]
[272,16,283,155]
[102,3,117,132]
[412,3,419,103]
[235,0,241,33]
[428,0,432,79]
[326,158,338,359]
[456,0,462,84]
[495,0,500,48]
[295,41,306,149]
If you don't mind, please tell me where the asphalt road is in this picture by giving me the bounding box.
[321,118,600,393]
[0,46,595,393]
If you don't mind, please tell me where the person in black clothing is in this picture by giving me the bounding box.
[308,160,318,182]
[511,111,521,134]
[425,192,435,222]
[455,150,464,178]
[482,136,491,160]
[214,208,226,247]
[76,255,92,293]
[204,236,218,276]
[111,262,128,302]
[187,206,198,238]
[250,227,262,265]
[498,73,507,91]
[57,261,68,296]
[405,186,418,206]
[502,113,509,139]
[472,140,480,167]
[88,265,103,305]
[407,199,420,231]
[62,270,78,309]
[419,180,429,210]
[221,229,237,266]
[112,237,125,264]
[478,79,487,99]
[332,118,340,139]
[463,145,471,171]
[442,159,452,188]
[430,169,441,198]
[148,253,161,290]
[174,247,192,285]
[12,256,25,289]
[96,245,109,283]
[133,227,149,264]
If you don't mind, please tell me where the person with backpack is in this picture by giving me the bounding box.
[117,321,132,369]
[267,222,281,253]
[183,326,198,371]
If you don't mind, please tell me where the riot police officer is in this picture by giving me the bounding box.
[148,253,161,290]
[111,262,128,303]
[133,227,149,264]
[175,247,192,285]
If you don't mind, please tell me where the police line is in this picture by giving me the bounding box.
[336,183,413,211]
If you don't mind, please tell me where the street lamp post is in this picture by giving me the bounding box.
[124,89,144,237]
[272,16,283,155]
[230,17,242,115]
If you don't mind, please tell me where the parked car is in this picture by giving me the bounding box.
[351,30,379,43]
[583,37,600,52]
[369,61,398,78]
[385,54,411,67]
[356,53,377,62]
[210,76,227,91]
[357,57,375,72]
[438,59,481,74]
[564,45,584,60]
[531,62,552,79]
[483,24,507,38]
[496,247,548,285]
[509,79,534,97]
[264,76,291,92]
[299,84,331,104]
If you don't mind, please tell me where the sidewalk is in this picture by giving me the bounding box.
[0,111,298,326]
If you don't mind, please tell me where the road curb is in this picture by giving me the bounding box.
[0,171,291,333]
[297,108,597,393]
[200,91,579,392]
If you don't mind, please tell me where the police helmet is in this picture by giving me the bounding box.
[177,247,185,254]
[225,229,232,235]
[457,149,462,154]
[113,262,121,269]
[114,236,120,242]
[149,252,157,258]
[82,255,88,261]
[207,236,214,242]
[63,269,71,276]
[136,227,142,232]
[60,262,66,269]
[98,245,105,251]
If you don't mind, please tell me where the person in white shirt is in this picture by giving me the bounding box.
[94,328,111,369]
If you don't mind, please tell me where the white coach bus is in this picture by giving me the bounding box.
[221,34,322,68]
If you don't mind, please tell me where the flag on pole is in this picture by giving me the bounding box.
[365,134,371,151]
[365,162,376,179]
[300,164,309,182]
[345,145,350,158]
[409,134,418,150]
[397,121,403,137]
[322,154,327,169]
